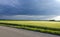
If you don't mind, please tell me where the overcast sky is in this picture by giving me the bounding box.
[0,0,60,20]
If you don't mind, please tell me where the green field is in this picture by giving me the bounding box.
[0,20,60,35]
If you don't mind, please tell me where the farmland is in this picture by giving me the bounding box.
[0,20,60,35]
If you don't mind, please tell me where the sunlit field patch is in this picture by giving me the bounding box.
[0,21,60,28]
[0,20,60,35]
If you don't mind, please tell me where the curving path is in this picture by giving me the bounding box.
[0,26,60,37]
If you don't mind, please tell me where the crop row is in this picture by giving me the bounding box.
[0,22,60,35]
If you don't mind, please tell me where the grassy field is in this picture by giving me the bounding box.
[0,20,60,35]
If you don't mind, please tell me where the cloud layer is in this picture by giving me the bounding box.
[0,15,56,20]
[0,0,60,20]
[0,0,60,15]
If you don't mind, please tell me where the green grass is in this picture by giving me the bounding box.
[0,20,60,35]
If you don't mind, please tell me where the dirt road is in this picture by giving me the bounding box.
[0,26,60,37]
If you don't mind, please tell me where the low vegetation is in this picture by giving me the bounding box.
[0,20,60,35]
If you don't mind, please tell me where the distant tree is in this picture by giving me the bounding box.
[49,19,55,21]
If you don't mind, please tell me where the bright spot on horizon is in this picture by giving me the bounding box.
[52,16,60,20]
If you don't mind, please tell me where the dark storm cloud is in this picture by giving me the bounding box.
[0,0,60,15]
[0,0,60,20]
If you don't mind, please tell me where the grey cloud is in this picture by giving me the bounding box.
[0,15,56,20]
